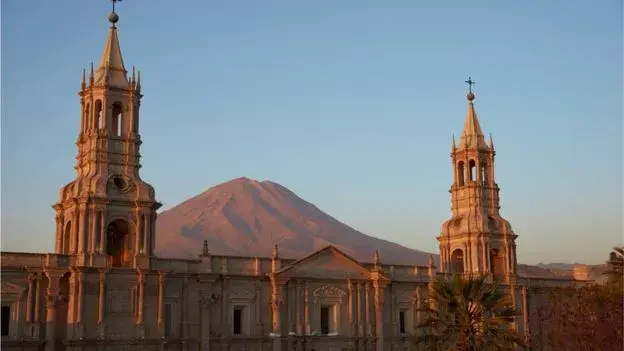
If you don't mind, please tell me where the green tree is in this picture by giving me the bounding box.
[415,274,526,351]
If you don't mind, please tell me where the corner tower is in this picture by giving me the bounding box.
[52,6,161,269]
[438,81,517,277]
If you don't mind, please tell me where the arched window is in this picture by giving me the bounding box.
[469,159,476,181]
[111,103,123,137]
[106,219,134,267]
[94,100,103,131]
[457,161,465,186]
[451,249,464,274]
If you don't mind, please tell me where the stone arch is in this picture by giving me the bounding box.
[105,218,135,267]
[94,100,103,130]
[111,102,123,137]
[468,159,477,181]
[451,248,464,274]
[457,161,465,186]
[490,248,505,275]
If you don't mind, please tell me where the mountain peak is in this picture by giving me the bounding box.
[155,178,432,264]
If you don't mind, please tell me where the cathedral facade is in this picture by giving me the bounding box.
[1,8,575,351]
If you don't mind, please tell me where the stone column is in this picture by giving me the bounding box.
[348,279,355,337]
[135,212,143,255]
[357,281,363,336]
[270,275,285,351]
[180,275,188,343]
[89,208,98,253]
[99,211,106,254]
[295,280,302,335]
[198,277,214,351]
[522,286,530,345]
[97,269,107,338]
[54,215,62,253]
[77,208,87,254]
[44,271,64,351]
[373,279,385,351]
[304,281,310,335]
[26,275,34,323]
[143,213,149,255]
[34,276,42,323]
[136,271,145,324]
[72,211,79,253]
[365,281,371,336]
[158,271,166,336]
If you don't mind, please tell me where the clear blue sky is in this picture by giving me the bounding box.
[2,1,622,265]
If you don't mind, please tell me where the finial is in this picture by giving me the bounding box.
[451,134,456,151]
[136,70,142,92]
[201,239,210,257]
[131,66,136,88]
[89,62,94,85]
[272,244,279,259]
[489,133,494,149]
[81,68,86,90]
[465,76,475,101]
[373,250,380,267]
[108,0,121,25]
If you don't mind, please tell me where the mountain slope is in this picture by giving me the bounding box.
[155,177,433,265]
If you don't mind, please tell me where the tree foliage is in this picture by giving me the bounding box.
[532,279,623,350]
[415,274,526,351]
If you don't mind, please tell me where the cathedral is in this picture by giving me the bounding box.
[1,7,576,351]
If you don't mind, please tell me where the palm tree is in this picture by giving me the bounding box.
[415,274,526,351]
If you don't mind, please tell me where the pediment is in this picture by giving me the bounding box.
[277,246,371,280]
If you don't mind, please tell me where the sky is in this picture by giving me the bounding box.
[1,0,622,265]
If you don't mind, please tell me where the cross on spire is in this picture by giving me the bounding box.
[111,0,122,13]
[465,76,475,93]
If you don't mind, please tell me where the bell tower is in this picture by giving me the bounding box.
[438,79,518,277]
[52,4,161,269]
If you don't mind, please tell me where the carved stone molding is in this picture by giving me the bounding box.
[313,285,346,298]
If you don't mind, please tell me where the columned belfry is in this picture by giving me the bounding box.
[438,80,518,277]
[52,6,160,269]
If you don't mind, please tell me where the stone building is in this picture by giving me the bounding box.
[1,7,576,351]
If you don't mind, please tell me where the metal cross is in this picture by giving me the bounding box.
[112,0,122,12]
[465,76,475,93]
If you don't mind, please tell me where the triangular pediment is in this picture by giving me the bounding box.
[277,246,372,280]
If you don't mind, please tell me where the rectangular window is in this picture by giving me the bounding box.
[164,303,172,337]
[233,307,243,335]
[1,306,10,336]
[399,310,406,334]
[320,306,330,335]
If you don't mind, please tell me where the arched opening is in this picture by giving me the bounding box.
[55,273,70,348]
[457,161,465,186]
[481,163,488,184]
[63,221,71,254]
[94,100,103,131]
[490,249,505,275]
[111,103,123,137]
[106,219,134,267]
[469,159,476,181]
[451,249,464,274]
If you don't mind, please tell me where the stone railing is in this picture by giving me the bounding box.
[0,252,46,267]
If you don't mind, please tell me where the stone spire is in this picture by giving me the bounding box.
[438,80,518,277]
[457,91,488,150]
[94,7,128,89]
